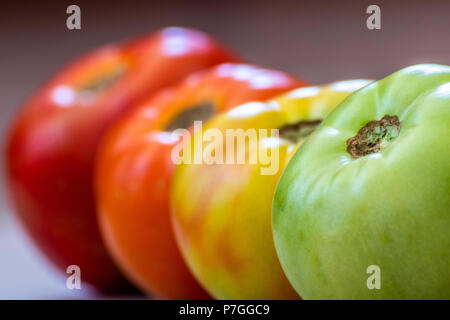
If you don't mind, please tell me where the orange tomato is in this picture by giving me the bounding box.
[95,63,305,298]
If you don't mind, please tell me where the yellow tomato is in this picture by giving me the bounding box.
[170,79,372,299]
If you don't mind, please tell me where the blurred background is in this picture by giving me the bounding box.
[1,0,449,299]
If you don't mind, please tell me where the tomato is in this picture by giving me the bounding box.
[5,27,238,291]
[171,79,371,299]
[273,64,450,299]
[95,63,305,299]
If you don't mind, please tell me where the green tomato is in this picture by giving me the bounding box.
[272,64,450,299]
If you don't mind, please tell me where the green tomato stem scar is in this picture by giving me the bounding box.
[279,120,322,143]
[346,115,401,159]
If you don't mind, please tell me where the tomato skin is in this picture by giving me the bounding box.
[170,80,371,299]
[95,63,305,299]
[5,27,238,292]
[273,65,450,299]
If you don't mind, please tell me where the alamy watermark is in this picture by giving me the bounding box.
[171,121,282,176]
[366,265,381,290]
[66,5,81,30]
[366,5,381,30]
[66,265,81,290]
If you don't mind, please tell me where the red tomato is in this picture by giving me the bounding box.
[95,63,306,298]
[5,27,238,292]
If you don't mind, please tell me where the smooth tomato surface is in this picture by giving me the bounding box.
[6,27,237,291]
[273,65,450,299]
[171,80,371,299]
[95,63,304,298]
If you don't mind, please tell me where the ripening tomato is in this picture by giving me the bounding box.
[170,79,371,299]
[273,64,450,299]
[5,27,238,291]
[95,63,305,299]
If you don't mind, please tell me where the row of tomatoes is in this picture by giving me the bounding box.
[5,27,369,299]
